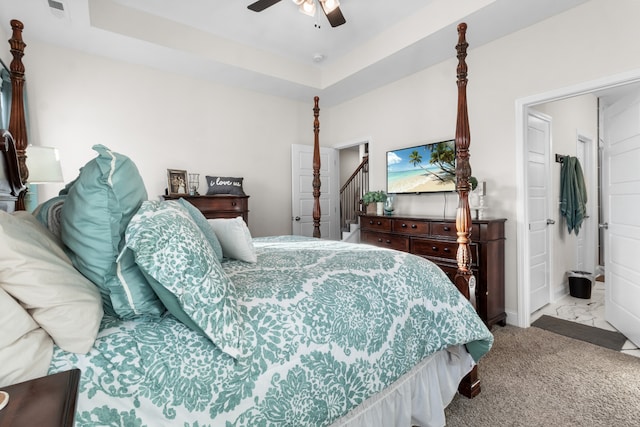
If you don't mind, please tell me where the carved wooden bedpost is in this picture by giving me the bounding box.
[8,19,28,210]
[454,22,481,399]
[312,96,321,238]
[454,23,475,306]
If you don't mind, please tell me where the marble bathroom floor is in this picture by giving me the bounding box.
[531,280,640,358]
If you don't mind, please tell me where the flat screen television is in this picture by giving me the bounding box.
[386,139,456,194]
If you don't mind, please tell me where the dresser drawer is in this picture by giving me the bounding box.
[431,221,457,238]
[429,221,504,243]
[392,219,430,235]
[200,211,245,220]
[361,230,410,252]
[163,195,249,222]
[413,239,479,266]
[191,196,247,213]
[411,238,458,261]
[361,217,392,232]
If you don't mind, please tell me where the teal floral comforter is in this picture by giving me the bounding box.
[49,236,493,427]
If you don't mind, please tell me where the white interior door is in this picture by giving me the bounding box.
[602,91,640,347]
[527,111,553,313]
[291,144,339,240]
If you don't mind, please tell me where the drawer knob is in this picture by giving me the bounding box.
[411,224,417,229]
[377,238,383,242]
[443,226,450,231]
[376,221,382,225]
[369,220,374,224]
[232,201,237,206]
[386,240,391,244]
[401,223,407,228]
[443,247,450,252]
[432,246,438,251]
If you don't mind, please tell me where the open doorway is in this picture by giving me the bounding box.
[515,71,640,329]
[528,94,598,312]
[337,140,369,242]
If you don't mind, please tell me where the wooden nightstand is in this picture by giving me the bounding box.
[0,369,80,427]
[163,194,249,223]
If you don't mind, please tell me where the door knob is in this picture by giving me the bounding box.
[546,219,556,225]
[294,216,301,221]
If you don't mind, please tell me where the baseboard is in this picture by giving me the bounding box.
[553,282,569,302]
[504,309,518,326]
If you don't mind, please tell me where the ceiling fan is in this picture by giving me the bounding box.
[248,0,346,28]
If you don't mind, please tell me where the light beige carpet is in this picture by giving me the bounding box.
[444,325,640,427]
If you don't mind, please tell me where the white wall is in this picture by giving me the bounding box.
[0,24,7,65]
[339,146,360,187]
[22,41,315,238]
[325,0,640,322]
[0,23,10,130]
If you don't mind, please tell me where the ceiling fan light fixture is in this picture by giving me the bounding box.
[320,0,340,14]
[299,0,316,16]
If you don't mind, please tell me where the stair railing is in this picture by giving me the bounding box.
[340,155,369,233]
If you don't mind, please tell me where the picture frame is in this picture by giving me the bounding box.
[167,169,189,196]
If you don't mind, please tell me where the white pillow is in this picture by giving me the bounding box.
[0,211,103,354]
[0,287,53,386]
[207,217,257,263]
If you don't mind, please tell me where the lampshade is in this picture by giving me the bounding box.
[25,145,64,183]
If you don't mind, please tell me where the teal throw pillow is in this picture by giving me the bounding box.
[177,198,223,262]
[125,200,251,359]
[60,144,163,318]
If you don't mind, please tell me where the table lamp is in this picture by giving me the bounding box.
[25,145,64,211]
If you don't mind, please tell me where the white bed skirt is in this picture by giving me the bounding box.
[331,345,474,427]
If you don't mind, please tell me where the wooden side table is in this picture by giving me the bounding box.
[0,369,80,427]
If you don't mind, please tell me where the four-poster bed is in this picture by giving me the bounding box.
[0,19,490,426]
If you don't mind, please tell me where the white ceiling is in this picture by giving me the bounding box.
[0,0,589,106]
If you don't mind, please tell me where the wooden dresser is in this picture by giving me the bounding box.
[163,194,249,223]
[360,214,506,329]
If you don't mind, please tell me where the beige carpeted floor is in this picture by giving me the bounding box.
[444,325,640,427]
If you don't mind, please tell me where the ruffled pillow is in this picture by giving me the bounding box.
[60,144,163,318]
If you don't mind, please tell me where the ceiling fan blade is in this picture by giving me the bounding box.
[247,0,282,12]
[323,6,346,27]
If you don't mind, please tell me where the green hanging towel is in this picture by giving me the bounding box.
[559,155,587,234]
